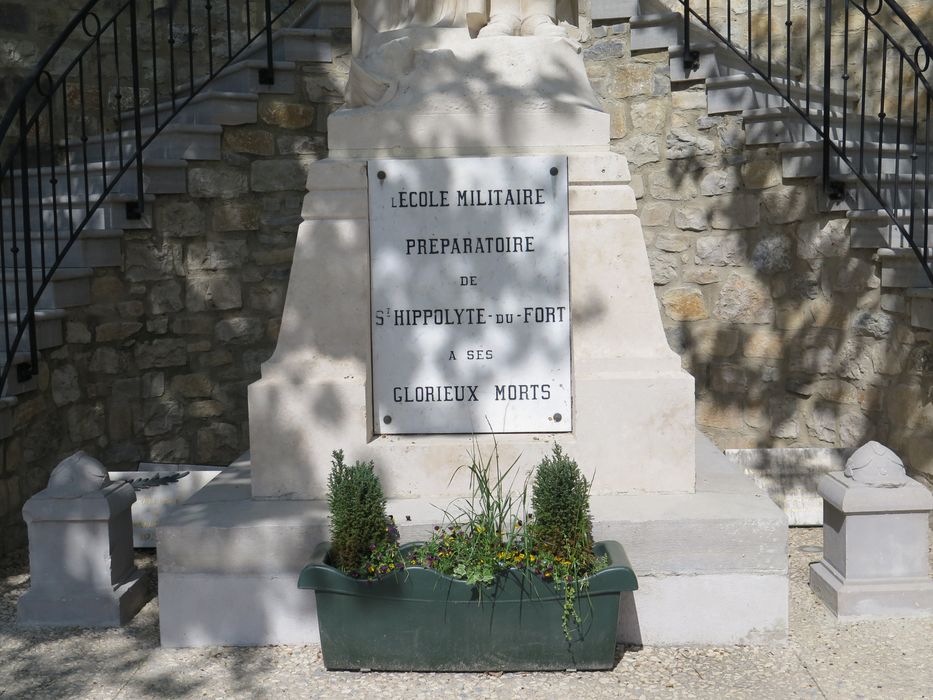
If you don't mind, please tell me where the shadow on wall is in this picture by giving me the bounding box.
[616,0,933,488]
[251,36,614,500]
[653,99,933,483]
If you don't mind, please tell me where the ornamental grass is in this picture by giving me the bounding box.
[326,442,606,636]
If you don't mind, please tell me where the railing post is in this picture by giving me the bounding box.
[259,0,275,84]
[682,0,700,74]
[128,0,146,219]
[17,106,38,379]
[822,0,842,199]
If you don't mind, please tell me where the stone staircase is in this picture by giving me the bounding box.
[0,0,349,432]
[594,0,933,331]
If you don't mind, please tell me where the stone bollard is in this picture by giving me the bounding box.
[809,441,933,620]
[17,452,151,627]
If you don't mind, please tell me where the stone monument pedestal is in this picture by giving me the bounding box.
[157,10,790,648]
[18,455,150,627]
[328,36,610,159]
[157,434,788,647]
[810,472,933,620]
[247,153,696,501]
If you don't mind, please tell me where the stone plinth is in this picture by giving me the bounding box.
[330,36,610,159]
[157,434,787,647]
[247,152,696,501]
[810,472,933,620]
[18,466,150,627]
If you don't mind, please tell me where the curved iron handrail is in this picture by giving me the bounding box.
[0,0,312,392]
[679,0,933,284]
[878,0,933,65]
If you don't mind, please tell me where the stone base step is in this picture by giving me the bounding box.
[2,193,154,232]
[743,107,913,146]
[22,159,188,200]
[879,248,933,288]
[65,124,223,163]
[908,288,933,328]
[707,74,859,115]
[631,12,681,52]
[780,141,933,179]
[0,228,124,269]
[2,267,92,310]
[1,309,66,352]
[157,433,788,648]
[238,28,334,64]
[172,60,299,100]
[670,42,802,84]
[835,173,931,210]
[592,0,640,22]
[305,0,351,29]
[124,91,258,131]
[848,209,933,250]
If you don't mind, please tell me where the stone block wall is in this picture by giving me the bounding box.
[585,24,933,488]
[2,4,933,554]
[0,39,352,555]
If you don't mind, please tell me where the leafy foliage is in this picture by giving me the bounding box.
[325,443,608,637]
[407,440,526,586]
[529,444,595,572]
[126,471,190,490]
[326,450,399,576]
[528,444,602,636]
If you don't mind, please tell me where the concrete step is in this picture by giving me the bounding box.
[0,229,123,274]
[592,0,640,22]
[122,91,258,130]
[848,209,933,250]
[238,28,333,64]
[2,193,154,232]
[743,107,914,146]
[780,141,933,179]
[837,173,932,210]
[22,159,188,200]
[878,248,933,288]
[304,0,351,29]
[172,60,299,99]
[0,229,123,269]
[65,124,223,163]
[670,42,803,83]
[1,267,92,309]
[157,435,789,648]
[707,74,859,115]
[1,308,66,352]
[907,287,933,329]
[631,12,681,52]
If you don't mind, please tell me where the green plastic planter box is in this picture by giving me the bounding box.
[298,540,637,672]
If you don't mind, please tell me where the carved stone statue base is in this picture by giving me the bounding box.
[330,36,608,158]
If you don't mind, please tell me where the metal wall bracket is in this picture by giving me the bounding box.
[826,181,846,201]
[16,362,33,383]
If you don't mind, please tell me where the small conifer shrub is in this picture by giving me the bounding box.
[326,450,394,574]
[530,444,595,573]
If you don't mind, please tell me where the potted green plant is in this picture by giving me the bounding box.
[298,445,637,672]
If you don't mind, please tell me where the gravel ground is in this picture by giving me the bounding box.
[1,527,931,700]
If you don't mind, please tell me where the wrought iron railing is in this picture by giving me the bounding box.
[0,0,310,392]
[680,0,933,282]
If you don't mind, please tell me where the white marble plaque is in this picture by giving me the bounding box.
[369,155,572,435]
